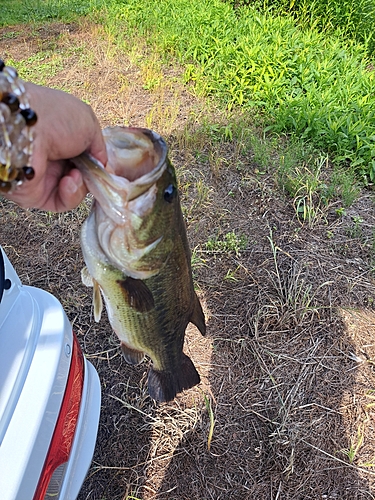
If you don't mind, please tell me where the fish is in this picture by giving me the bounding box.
[73,126,206,402]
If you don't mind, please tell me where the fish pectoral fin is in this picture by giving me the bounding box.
[120,342,145,365]
[93,279,103,322]
[81,266,93,287]
[147,353,201,402]
[116,277,155,312]
[190,293,206,336]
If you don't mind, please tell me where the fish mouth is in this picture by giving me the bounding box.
[103,127,165,182]
[72,127,168,224]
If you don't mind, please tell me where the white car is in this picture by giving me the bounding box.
[0,247,101,500]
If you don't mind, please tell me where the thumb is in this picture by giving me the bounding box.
[56,168,88,212]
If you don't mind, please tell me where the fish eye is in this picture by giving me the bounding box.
[164,184,176,203]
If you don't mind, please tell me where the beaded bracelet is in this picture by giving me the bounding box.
[0,59,36,193]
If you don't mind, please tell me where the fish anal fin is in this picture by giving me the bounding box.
[190,293,206,336]
[120,341,145,365]
[93,279,103,322]
[116,277,155,312]
[148,353,200,402]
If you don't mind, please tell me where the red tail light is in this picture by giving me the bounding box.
[33,333,84,500]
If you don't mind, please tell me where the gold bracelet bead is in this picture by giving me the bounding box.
[0,59,36,193]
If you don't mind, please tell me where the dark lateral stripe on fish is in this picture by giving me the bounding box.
[116,277,155,312]
[120,341,145,365]
[148,353,201,402]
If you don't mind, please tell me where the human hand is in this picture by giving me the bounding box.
[3,82,107,212]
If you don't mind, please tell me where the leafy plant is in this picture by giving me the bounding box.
[347,215,364,239]
[97,0,375,183]
[205,231,248,255]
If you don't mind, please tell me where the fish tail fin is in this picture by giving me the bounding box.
[190,293,206,336]
[148,353,200,402]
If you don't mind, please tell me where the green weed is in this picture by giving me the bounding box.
[224,267,241,282]
[6,53,65,85]
[248,0,375,55]
[339,423,365,464]
[6,43,91,87]
[347,215,364,239]
[330,169,360,207]
[335,207,347,217]
[98,0,375,183]
[142,60,163,91]
[248,133,274,170]
[191,247,208,280]
[278,150,328,225]
[266,228,331,326]
[194,179,211,207]
[205,231,248,256]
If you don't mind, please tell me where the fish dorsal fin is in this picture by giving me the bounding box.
[190,293,206,336]
[120,342,145,365]
[116,277,155,312]
[93,279,103,322]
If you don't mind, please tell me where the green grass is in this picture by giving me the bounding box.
[2,0,375,197]
[6,51,66,85]
[248,0,375,56]
[93,0,375,183]
[0,0,104,26]
[5,43,91,87]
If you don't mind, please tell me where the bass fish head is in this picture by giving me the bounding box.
[73,127,180,279]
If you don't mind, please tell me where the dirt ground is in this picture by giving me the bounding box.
[2,22,375,500]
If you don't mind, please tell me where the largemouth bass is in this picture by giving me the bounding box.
[73,126,206,402]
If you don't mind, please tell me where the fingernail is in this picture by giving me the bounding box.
[65,177,80,195]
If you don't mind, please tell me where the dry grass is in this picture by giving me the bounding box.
[2,21,375,500]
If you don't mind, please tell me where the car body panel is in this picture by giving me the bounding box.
[0,248,101,500]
